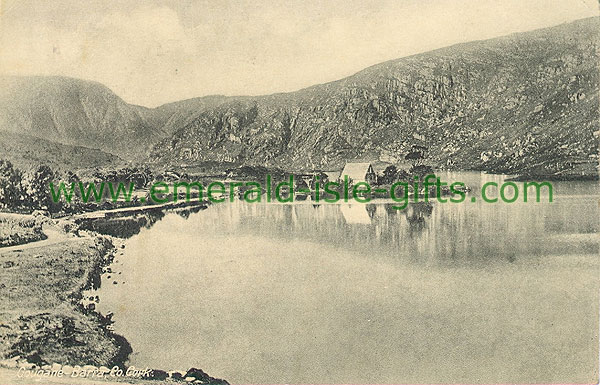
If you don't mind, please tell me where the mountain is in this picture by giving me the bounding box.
[148,17,599,178]
[0,131,122,171]
[0,76,160,160]
[150,95,239,136]
[0,76,239,164]
[0,18,598,178]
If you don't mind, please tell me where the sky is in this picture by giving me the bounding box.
[0,0,598,107]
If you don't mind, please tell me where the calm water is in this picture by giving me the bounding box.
[95,173,599,384]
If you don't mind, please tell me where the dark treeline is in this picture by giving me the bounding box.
[0,160,157,215]
[0,159,58,213]
[0,144,437,215]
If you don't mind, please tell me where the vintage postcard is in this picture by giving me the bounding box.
[0,1,598,384]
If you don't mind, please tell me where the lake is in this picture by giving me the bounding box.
[94,172,599,384]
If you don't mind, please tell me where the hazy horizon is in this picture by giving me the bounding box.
[1,0,598,107]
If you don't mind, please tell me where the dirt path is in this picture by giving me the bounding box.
[0,225,70,255]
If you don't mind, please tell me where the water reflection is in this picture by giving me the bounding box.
[94,172,599,384]
[404,202,433,234]
[76,205,205,238]
[179,192,597,267]
[340,204,373,224]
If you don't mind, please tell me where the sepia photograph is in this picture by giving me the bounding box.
[0,0,599,384]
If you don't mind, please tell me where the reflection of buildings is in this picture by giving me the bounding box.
[181,191,597,267]
[340,204,373,224]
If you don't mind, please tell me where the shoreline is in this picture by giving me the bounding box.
[505,174,600,182]
[0,210,228,385]
[1,171,595,384]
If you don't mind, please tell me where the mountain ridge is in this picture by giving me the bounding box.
[0,17,598,177]
[147,17,599,176]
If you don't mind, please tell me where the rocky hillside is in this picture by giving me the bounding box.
[148,17,599,177]
[1,18,597,177]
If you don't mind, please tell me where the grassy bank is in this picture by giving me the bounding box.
[0,232,128,366]
[0,214,227,384]
[0,215,47,248]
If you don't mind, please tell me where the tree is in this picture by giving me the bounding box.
[28,165,58,212]
[60,170,83,214]
[0,160,23,210]
[405,144,434,184]
[65,170,80,184]
[405,145,428,166]
[396,168,410,182]
[409,164,435,182]
[380,165,398,185]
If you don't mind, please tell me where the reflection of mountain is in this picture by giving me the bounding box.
[75,206,204,238]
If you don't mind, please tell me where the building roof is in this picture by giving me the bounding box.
[340,162,374,181]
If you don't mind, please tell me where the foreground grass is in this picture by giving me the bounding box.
[0,233,127,366]
[0,215,228,385]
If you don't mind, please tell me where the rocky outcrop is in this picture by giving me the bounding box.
[148,17,599,178]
